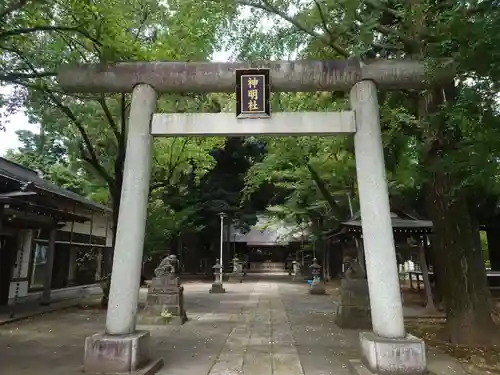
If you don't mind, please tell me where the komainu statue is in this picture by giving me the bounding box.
[154,254,177,277]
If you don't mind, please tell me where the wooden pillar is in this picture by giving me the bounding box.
[225,218,231,262]
[322,243,327,280]
[67,247,78,285]
[486,222,500,271]
[0,206,3,233]
[40,228,56,305]
[325,241,331,281]
[95,248,103,281]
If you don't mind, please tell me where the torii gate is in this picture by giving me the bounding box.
[58,59,430,374]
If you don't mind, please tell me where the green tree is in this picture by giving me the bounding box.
[0,0,104,130]
[145,136,224,257]
[6,0,233,236]
[5,129,90,195]
[229,0,500,345]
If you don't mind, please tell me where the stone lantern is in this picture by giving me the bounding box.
[209,259,225,293]
[310,258,321,280]
[309,258,325,295]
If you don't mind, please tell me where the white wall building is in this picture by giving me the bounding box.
[0,158,113,306]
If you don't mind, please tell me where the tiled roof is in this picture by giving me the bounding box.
[0,157,110,212]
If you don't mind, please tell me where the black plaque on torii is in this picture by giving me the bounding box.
[235,69,271,118]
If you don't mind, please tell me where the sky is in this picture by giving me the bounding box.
[0,95,38,157]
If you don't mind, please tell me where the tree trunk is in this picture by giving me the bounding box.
[103,188,121,274]
[426,165,495,345]
[421,84,496,345]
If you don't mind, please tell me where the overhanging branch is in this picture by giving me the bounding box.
[25,80,116,192]
[307,163,344,221]
[151,138,190,191]
[0,0,29,20]
[97,94,120,140]
[0,24,103,47]
[363,0,400,19]
[236,0,349,58]
[2,41,114,192]
[0,71,57,81]
[312,0,337,47]
[0,25,81,39]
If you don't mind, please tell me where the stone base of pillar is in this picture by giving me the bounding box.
[335,278,372,329]
[309,280,326,295]
[83,331,164,374]
[209,282,225,293]
[348,332,426,375]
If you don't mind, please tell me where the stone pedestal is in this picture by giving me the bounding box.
[309,258,325,294]
[335,278,372,329]
[210,259,225,293]
[84,331,164,374]
[139,275,187,325]
[310,279,326,295]
[209,282,226,293]
[348,332,426,375]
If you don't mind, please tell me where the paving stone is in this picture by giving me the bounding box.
[242,349,273,375]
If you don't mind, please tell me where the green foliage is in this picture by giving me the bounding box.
[144,137,224,255]
[5,129,91,196]
[242,91,355,232]
[229,0,500,216]
[1,0,235,259]
[230,0,500,344]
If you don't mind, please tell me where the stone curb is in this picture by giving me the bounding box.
[0,297,90,326]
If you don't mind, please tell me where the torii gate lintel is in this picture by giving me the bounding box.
[57,58,429,94]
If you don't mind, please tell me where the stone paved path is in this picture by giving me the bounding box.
[207,282,305,375]
[149,278,357,375]
[0,277,474,375]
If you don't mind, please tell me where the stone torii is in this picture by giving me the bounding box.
[57,59,438,375]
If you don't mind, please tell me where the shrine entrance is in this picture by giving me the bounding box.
[57,59,431,375]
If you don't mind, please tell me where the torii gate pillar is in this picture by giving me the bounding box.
[350,80,426,375]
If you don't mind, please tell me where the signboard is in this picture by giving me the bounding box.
[236,69,270,118]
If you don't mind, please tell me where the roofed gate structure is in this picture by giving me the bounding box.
[57,59,441,375]
[332,209,436,313]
